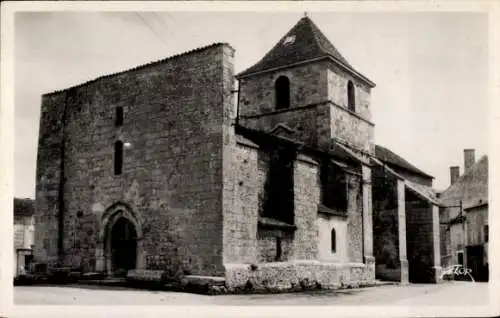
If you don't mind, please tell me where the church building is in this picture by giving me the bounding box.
[35,16,442,290]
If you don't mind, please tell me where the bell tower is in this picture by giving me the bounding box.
[236,15,376,155]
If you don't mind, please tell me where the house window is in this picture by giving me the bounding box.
[262,146,295,225]
[114,141,123,175]
[116,107,123,127]
[275,76,291,110]
[484,225,489,243]
[320,160,348,212]
[347,80,355,112]
[457,251,464,266]
[331,228,337,253]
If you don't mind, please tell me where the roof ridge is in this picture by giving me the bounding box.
[43,42,233,97]
[305,17,328,56]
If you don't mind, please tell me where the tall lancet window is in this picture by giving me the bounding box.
[114,140,123,175]
[347,80,356,112]
[275,76,291,110]
[331,228,337,254]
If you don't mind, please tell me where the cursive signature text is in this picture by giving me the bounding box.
[440,265,475,282]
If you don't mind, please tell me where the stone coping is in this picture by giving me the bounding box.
[317,204,348,218]
[257,217,297,231]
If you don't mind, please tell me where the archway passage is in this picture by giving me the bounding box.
[110,216,137,276]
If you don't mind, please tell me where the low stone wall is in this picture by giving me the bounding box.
[224,261,375,292]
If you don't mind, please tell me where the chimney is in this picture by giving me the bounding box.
[464,149,475,174]
[450,166,460,184]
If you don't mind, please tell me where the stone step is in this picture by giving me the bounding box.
[182,275,226,286]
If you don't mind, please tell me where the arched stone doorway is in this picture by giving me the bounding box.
[98,203,143,276]
[110,216,137,275]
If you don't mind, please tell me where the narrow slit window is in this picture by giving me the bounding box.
[116,107,124,127]
[484,225,489,243]
[331,228,336,253]
[275,76,291,110]
[275,237,282,261]
[347,81,355,112]
[114,141,123,175]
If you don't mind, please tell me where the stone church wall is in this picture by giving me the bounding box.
[35,43,235,277]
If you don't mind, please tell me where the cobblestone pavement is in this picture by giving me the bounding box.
[13,281,490,306]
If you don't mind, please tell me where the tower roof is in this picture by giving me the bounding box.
[236,16,375,87]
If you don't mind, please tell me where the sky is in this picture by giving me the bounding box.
[14,11,489,198]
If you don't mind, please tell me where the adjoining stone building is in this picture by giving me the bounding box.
[14,198,35,277]
[371,146,442,283]
[35,16,441,289]
[439,150,488,282]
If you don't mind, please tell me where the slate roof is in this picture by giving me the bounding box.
[375,144,433,179]
[236,16,375,87]
[371,157,438,205]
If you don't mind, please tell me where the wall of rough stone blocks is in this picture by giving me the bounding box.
[292,155,321,260]
[224,146,324,263]
[346,174,364,263]
[238,60,375,157]
[35,92,67,263]
[224,261,374,290]
[256,230,294,262]
[222,140,262,264]
[329,104,374,153]
[238,63,328,117]
[325,64,372,122]
[36,44,235,276]
[221,135,375,287]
